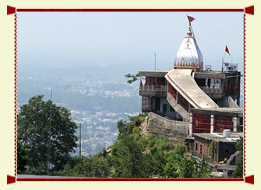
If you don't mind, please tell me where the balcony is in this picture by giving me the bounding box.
[200,86,223,99]
[139,85,167,97]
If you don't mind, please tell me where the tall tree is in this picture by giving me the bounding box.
[17,95,78,174]
[232,137,243,178]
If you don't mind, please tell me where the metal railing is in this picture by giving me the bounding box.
[201,86,223,93]
[140,85,167,92]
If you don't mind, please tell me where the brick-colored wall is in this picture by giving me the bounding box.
[194,138,211,160]
[193,136,237,163]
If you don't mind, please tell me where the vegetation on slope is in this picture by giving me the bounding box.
[56,114,211,178]
[17,95,243,178]
[232,137,243,178]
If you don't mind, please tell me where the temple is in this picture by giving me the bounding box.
[138,15,243,137]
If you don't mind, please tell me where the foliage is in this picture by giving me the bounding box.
[125,73,139,84]
[57,114,211,178]
[116,114,147,138]
[164,148,210,178]
[232,137,243,178]
[209,140,214,159]
[57,156,110,177]
[17,140,30,174]
[108,134,150,178]
[17,95,78,175]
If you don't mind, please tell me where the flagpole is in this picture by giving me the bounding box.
[187,15,196,40]
[223,45,231,72]
[154,52,157,71]
[222,51,226,72]
[222,58,224,72]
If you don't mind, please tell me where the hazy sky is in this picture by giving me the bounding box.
[17,11,243,72]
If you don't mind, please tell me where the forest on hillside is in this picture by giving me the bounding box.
[17,97,242,178]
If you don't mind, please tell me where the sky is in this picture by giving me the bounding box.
[17,11,243,73]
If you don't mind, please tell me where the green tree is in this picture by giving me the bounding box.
[17,95,78,174]
[109,135,149,178]
[195,156,211,178]
[232,137,243,178]
[125,73,139,84]
[175,156,211,178]
[17,140,30,174]
[57,156,110,178]
[56,114,211,178]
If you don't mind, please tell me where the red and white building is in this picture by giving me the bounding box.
[138,16,243,140]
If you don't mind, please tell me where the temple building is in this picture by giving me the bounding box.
[138,16,243,138]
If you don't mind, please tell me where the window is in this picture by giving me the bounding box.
[195,143,198,151]
[200,145,203,154]
[142,97,151,111]
[155,98,161,111]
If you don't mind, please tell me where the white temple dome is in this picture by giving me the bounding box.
[174,21,203,72]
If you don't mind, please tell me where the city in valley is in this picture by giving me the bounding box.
[17,65,141,157]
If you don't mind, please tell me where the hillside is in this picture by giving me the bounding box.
[56,114,211,178]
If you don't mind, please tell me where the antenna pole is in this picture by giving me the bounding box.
[154,52,157,71]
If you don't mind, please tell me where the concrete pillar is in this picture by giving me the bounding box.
[205,78,208,86]
[233,117,237,132]
[189,112,193,137]
[210,115,214,133]
[223,168,228,178]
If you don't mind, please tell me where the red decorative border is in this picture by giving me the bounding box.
[17,178,244,182]
[7,5,254,185]
[7,5,255,15]
[14,13,18,178]
[243,13,246,178]
[6,174,254,184]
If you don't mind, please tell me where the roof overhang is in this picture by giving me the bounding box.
[138,71,168,77]
[190,107,243,117]
[165,69,218,108]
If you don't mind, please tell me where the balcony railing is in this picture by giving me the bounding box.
[140,85,167,92]
[201,86,223,94]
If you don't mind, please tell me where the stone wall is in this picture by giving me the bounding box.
[140,112,189,144]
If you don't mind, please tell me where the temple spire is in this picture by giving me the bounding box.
[174,15,203,72]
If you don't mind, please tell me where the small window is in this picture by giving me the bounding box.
[200,145,203,154]
[155,98,161,111]
[195,143,198,151]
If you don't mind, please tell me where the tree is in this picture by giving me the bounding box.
[17,95,78,174]
[125,73,139,84]
[109,135,149,178]
[17,140,30,174]
[232,137,243,178]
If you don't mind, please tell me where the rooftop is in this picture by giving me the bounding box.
[165,69,218,108]
[194,70,241,79]
[138,70,168,77]
[190,107,243,117]
[193,132,243,143]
